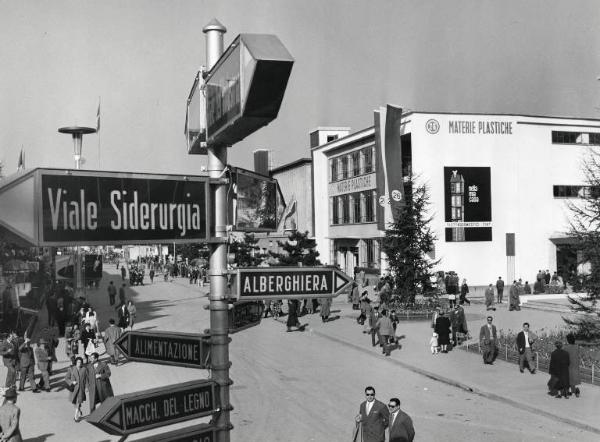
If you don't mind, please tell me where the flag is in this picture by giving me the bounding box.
[96,98,101,132]
[17,148,24,171]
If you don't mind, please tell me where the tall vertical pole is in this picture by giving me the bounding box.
[203,19,231,442]
[73,134,84,300]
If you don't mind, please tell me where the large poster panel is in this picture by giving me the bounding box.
[443,167,491,242]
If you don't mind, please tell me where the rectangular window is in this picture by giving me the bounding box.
[365,239,375,266]
[352,151,360,177]
[365,191,375,222]
[590,133,600,145]
[552,185,600,198]
[364,147,373,173]
[340,156,349,180]
[353,192,361,223]
[341,194,350,224]
[552,131,582,144]
[331,196,339,224]
[330,159,338,183]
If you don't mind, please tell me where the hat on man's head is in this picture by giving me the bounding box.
[4,387,17,399]
[38,338,47,345]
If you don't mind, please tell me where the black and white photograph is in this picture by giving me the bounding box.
[0,1,599,441]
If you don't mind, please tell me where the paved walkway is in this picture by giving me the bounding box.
[322,296,600,435]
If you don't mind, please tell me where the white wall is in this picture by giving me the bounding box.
[409,113,598,286]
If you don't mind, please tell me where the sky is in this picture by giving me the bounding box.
[1,0,600,178]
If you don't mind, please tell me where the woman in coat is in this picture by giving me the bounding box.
[64,357,87,422]
[126,301,137,330]
[564,334,581,397]
[319,298,331,322]
[434,311,452,353]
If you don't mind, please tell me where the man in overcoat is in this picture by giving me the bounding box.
[0,388,22,442]
[548,341,570,398]
[34,339,51,392]
[86,352,114,412]
[387,397,415,442]
[479,316,498,364]
[356,386,389,442]
[103,319,123,365]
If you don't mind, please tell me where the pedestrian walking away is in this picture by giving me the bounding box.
[496,276,504,303]
[479,316,498,365]
[0,387,22,442]
[34,339,52,392]
[459,278,471,305]
[118,283,127,305]
[387,397,415,442]
[434,310,451,353]
[548,341,570,398]
[375,309,395,356]
[64,356,88,422]
[564,333,581,397]
[516,322,537,374]
[484,284,496,311]
[107,281,117,306]
[355,386,389,442]
[117,302,130,330]
[103,319,123,365]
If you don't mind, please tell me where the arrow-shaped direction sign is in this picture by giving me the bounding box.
[236,266,353,301]
[135,423,219,442]
[86,380,218,436]
[115,330,211,369]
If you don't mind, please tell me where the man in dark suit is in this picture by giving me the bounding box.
[17,338,38,393]
[516,322,537,374]
[355,386,389,442]
[479,316,498,364]
[387,397,415,442]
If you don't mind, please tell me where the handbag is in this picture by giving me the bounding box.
[85,341,97,356]
[65,382,75,392]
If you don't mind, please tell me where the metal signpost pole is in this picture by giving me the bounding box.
[203,19,231,442]
[58,126,96,300]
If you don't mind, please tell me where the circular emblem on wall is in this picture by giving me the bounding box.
[391,189,402,201]
[378,195,389,207]
[425,119,440,134]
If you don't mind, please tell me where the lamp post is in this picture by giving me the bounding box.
[58,126,97,299]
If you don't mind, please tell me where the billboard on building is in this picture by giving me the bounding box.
[444,167,492,242]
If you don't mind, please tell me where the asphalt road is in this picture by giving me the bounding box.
[11,267,599,442]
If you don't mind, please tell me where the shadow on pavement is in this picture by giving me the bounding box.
[24,434,54,442]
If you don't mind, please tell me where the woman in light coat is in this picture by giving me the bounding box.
[64,357,88,422]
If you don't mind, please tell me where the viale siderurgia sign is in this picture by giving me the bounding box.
[38,170,209,245]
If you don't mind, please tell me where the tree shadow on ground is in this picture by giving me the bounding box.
[24,434,54,442]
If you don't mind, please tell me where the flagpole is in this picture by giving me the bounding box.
[97,97,101,168]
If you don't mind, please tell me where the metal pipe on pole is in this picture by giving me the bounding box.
[203,19,232,442]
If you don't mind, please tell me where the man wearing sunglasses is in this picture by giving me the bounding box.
[355,386,389,442]
[387,398,415,442]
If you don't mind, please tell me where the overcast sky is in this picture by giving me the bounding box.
[1,0,599,177]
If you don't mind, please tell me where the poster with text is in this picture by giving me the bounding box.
[444,167,492,242]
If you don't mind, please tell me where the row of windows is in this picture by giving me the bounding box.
[330,146,375,182]
[552,131,600,146]
[330,191,377,225]
[553,185,600,199]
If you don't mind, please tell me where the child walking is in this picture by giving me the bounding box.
[430,332,439,354]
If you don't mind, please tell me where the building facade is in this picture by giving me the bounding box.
[312,109,600,286]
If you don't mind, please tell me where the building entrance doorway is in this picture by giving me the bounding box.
[556,243,578,286]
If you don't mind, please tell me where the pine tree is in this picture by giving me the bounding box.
[230,233,262,267]
[563,149,600,341]
[269,230,321,266]
[381,177,438,304]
